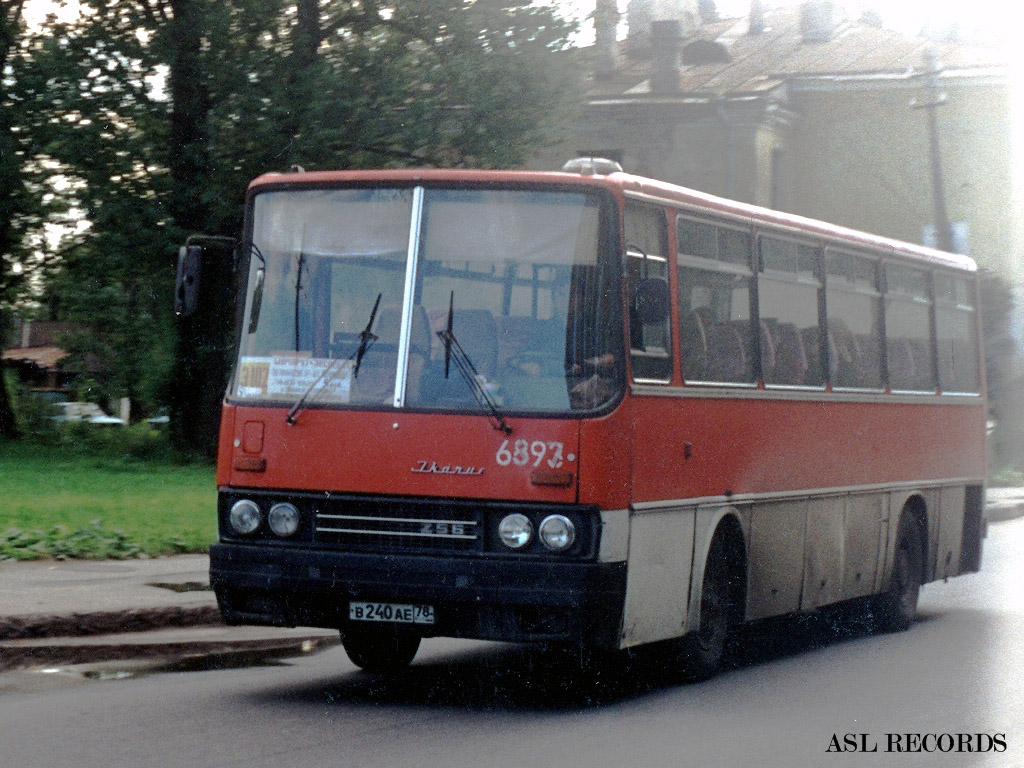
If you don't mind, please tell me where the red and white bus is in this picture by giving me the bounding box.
[193,159,986,677]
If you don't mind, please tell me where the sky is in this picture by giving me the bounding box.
[22,0,81,27]
[21,0,1022,41]
[560,0,1018,49]
[724,0,1014,39]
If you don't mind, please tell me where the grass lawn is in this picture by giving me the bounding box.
[2,441,217,560]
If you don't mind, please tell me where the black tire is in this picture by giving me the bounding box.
[341,627,421,673]
[677,536,732,680]
[874,512,923,633]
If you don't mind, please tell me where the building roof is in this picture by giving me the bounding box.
[2,346,68,370]
[3,321,74,372]
[587,6,1007,100]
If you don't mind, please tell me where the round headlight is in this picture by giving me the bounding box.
[268,502,300,537]
[498,513,533,549]
[229,499,262,536]
[539,515,576,552]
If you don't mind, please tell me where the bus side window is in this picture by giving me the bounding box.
[825,252,883,390]
[758,236,824,387]
[624,203,673,382]
[885,264,936,392]
[676,215,755,385]
[934,273,980,393]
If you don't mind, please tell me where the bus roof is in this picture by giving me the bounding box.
[248,168,977,274]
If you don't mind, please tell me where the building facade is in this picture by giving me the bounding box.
[536,1,1016,282]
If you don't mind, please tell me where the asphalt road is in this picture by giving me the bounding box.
[1,518,1022,768]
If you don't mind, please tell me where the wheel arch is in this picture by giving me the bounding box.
[684,505,748,634]
[887,492,929,589]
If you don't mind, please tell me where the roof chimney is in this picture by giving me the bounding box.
[800,1,836,43]
[594,0,619,79]
[650,19,682,94]
[628,0,699,56]
[749,0,764,35]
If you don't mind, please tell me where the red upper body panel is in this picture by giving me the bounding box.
[219,403,588,505]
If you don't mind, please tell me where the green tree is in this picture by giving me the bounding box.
[171,0,582,455]
[979,269,1023,472]
[0,0,30,437]
[26,0,181,419]
[27,0,581,454]
[0,0,67,437]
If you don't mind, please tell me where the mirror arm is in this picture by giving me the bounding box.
[185,234,237,249]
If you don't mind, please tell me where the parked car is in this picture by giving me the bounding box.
[53,402,127,425]
[146,407,170,426]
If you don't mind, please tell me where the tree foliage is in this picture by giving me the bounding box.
[6,0,580,453]
[22,0,181,418]
[979,269,1024,471]
[0,0,61,437]
[1,1,29,437]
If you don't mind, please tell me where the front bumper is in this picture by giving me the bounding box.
[210,542,627,649]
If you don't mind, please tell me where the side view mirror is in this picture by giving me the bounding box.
[635,277,671,324]
[174,245,203,317]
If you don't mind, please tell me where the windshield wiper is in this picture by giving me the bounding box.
[437,292,512,435]
[352,292,382,379]
[441,291,454,378]
[285,293,382,425]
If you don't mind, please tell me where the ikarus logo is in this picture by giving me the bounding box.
[411,460,485,476]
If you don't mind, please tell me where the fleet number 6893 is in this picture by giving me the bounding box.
[495,439,568,468]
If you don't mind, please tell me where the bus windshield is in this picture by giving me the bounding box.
[233,186,622,414]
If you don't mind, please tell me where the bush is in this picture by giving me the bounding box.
[990,466,1024,488]
[0,521,143,561]
[61,421,180,463]
[10,384,64,443]
[10,385,182,462]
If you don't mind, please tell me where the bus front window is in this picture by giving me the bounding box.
[232,186,622,414]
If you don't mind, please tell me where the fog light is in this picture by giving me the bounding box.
[498,513,532,549]
[539,515,575,552]
[229,499,262,535]
[268,502,300,537]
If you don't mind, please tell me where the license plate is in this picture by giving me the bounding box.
[349,601,435,625]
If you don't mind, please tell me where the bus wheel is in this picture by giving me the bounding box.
[678,536,731,680]
[341,627,421,673]
[874,512,923,633]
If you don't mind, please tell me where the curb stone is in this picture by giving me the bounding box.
[0,605,223,642]
[986,502,1024,524]
[0,626,339,672]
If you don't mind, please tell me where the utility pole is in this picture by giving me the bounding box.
[912,49,954,253]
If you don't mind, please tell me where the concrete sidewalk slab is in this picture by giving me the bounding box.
[0,555,215,616]
[0,554,217,641]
